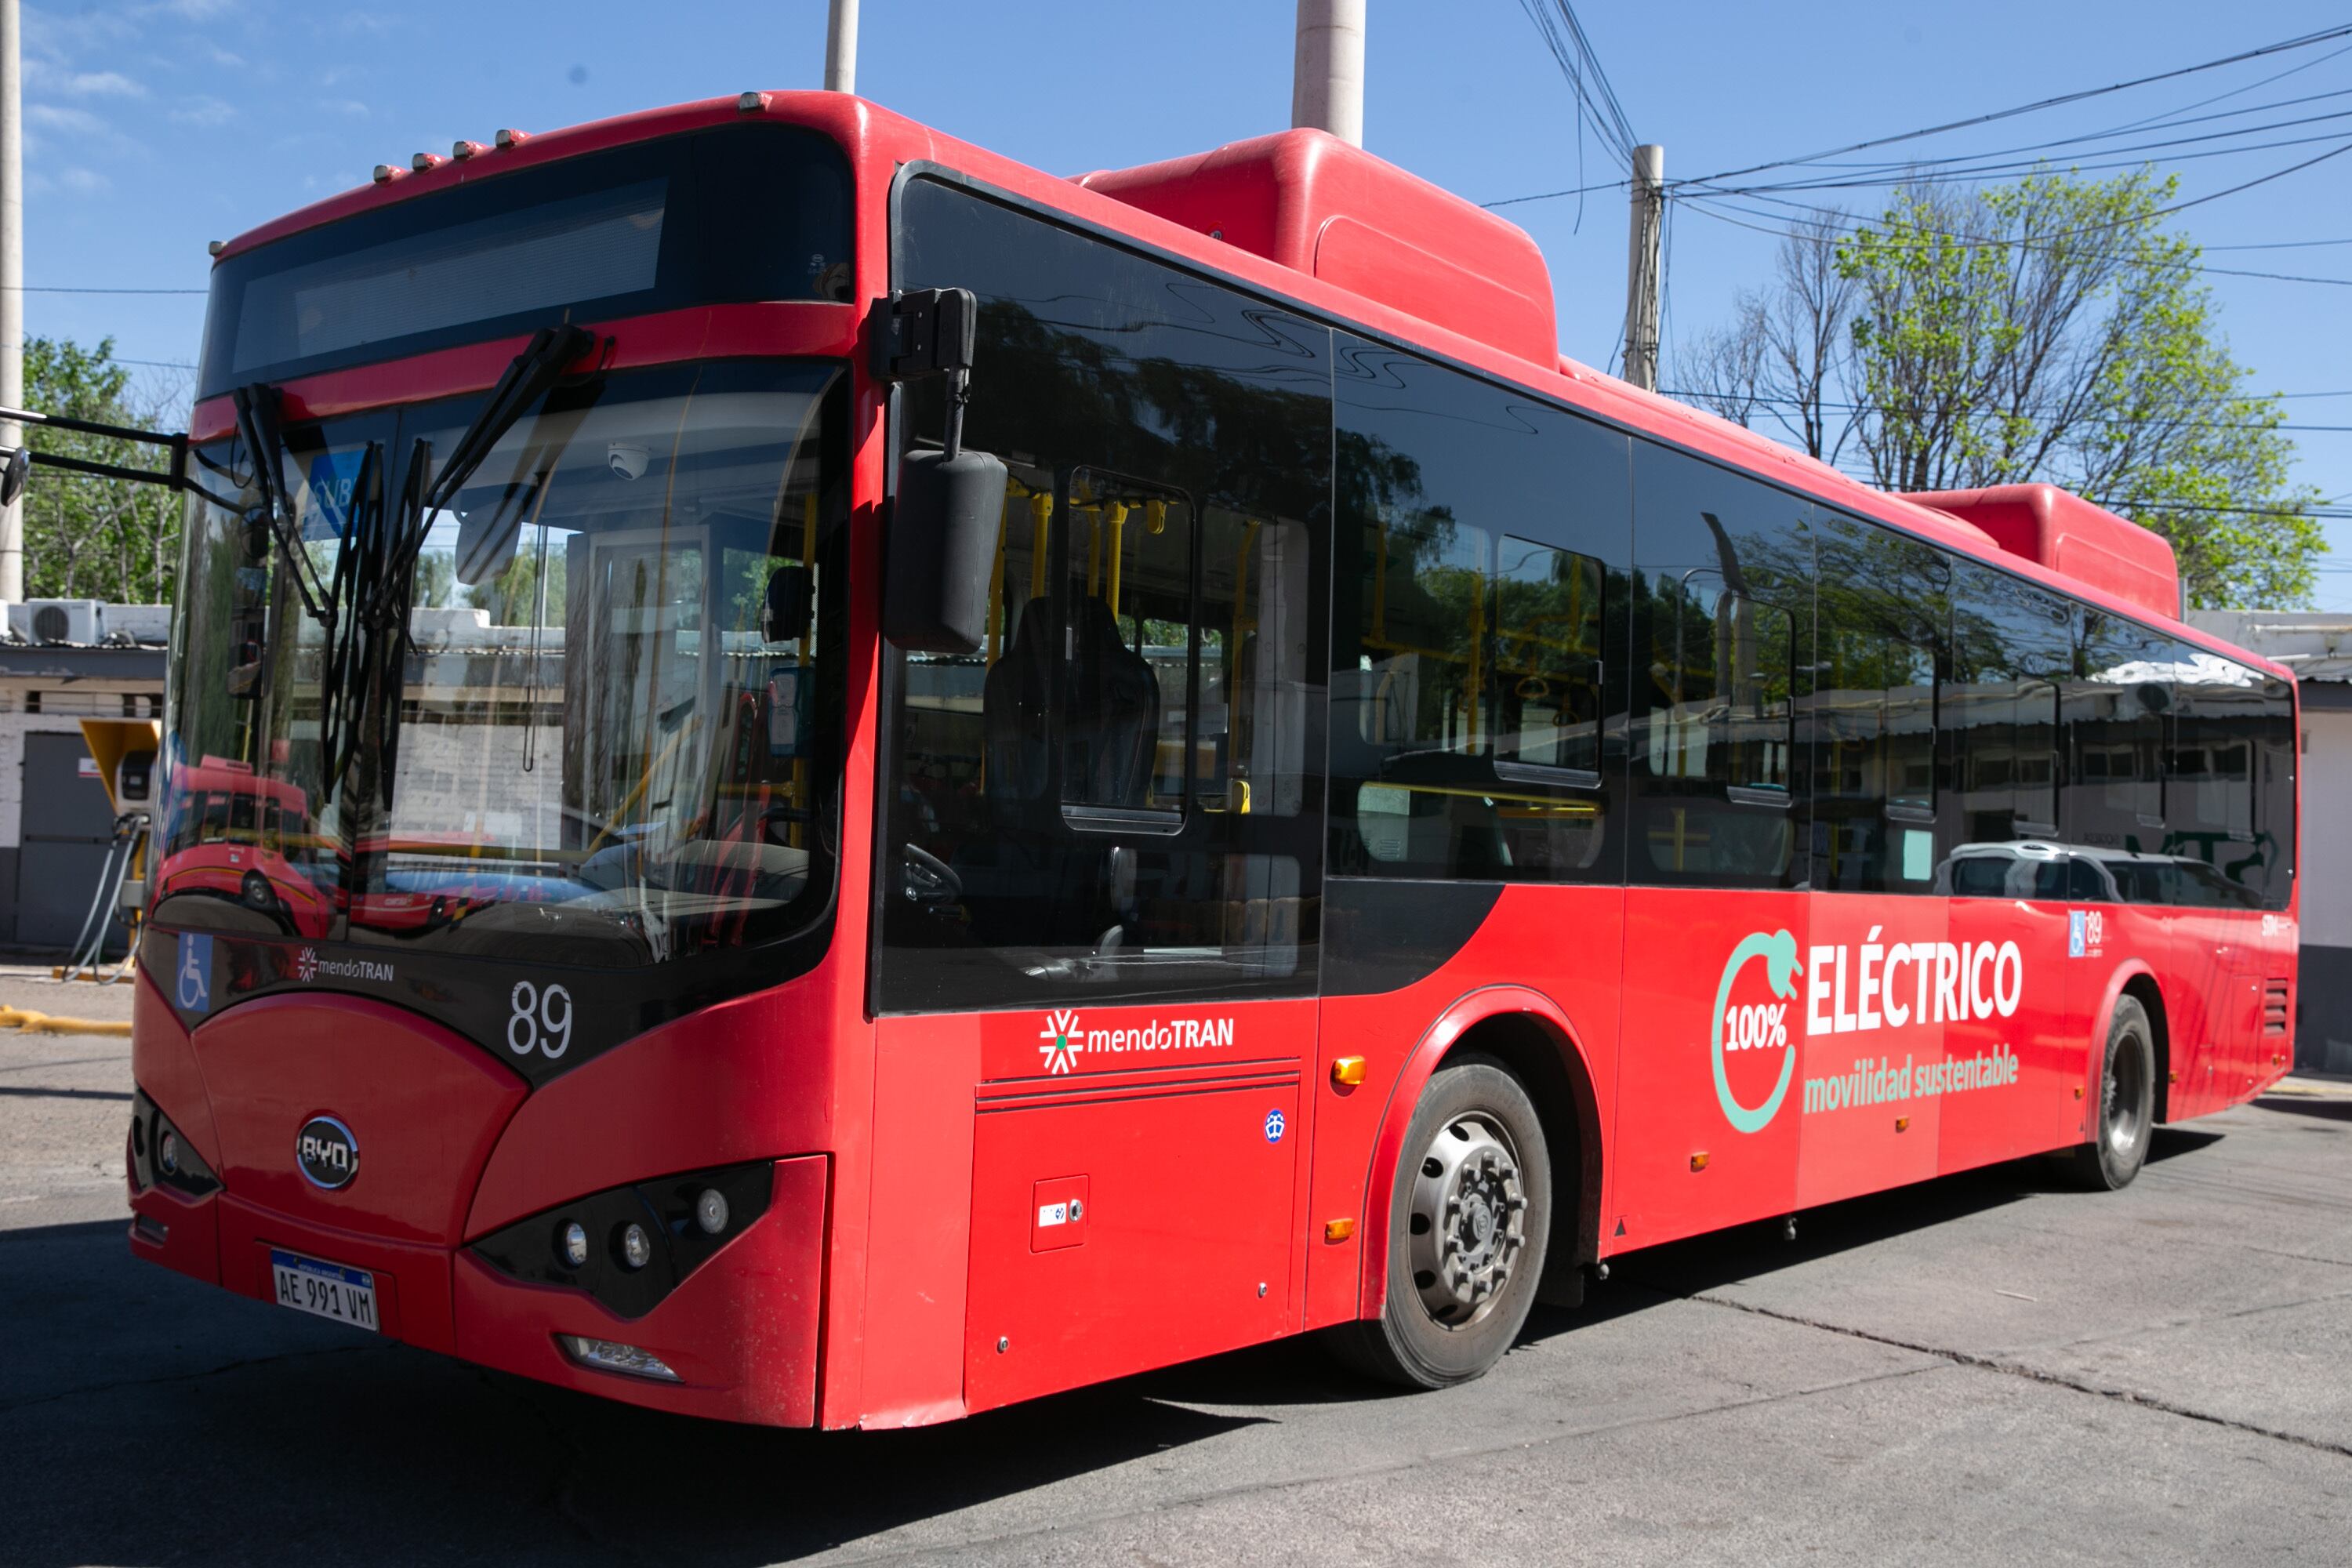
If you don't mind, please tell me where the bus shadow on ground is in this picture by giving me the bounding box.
[1573,1126,2222,1316]
[3,1217,1283,1567]
[4,1128,2234,1566]
[2256,1094,2352,1123]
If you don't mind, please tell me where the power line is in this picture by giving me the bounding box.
[1482,176,1629,211]
[1700,112,2352,198]
[1715,93,2352,195]
[1517,0,1636,163]
[2081,34,2352,142]
[1778,79,2352,174]
[1679,190,2352,287]
[1657,389,2352,434]
[1686,24,2352,187]
[2206,236,2352,250]
[1673,142,2352,257]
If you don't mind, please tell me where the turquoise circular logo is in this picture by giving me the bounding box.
[1711,930,1805,1134]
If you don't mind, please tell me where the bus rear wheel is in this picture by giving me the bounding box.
[1330,1054,1552,1390]
[2068,994,2156,1191]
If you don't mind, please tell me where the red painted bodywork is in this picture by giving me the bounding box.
[1904,485,2184,623]
[129,90,2301,1431]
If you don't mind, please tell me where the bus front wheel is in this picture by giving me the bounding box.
[2068,994,2156,1192]
[1331,1054,1552,1390]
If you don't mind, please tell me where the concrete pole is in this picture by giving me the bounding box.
[1291,0,1365,148]
[1621,143,1664,393]
[823,0,859,94]
[0,0,21,607]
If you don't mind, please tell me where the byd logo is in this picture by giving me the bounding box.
[296,1116,360,1190]
[1711,930,1804,1134]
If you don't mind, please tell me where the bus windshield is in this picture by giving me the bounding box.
[158,358,849,970]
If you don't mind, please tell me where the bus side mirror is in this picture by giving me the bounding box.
[885,448,1004,654]
[876,287,1006,655]
[0,446,27,507]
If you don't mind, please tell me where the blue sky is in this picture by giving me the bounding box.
[22,2,2352,605]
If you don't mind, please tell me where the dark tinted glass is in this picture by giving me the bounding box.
[2252,677,2297,909]
[880,180,1330,1012]
[2166,658,2293,908]
[2067,612,2172,855]
[161,360,851,975]
[1809,514,1946,891]
[1327,344,1628,883]
[1946,561,2072,865]
[199,124,853,395]
[1628,446,1808,887]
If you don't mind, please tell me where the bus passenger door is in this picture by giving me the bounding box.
[1615,546,1810,1247]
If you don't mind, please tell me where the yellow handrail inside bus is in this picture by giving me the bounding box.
[1103,500,1129,617]
[1029,491,1052,602]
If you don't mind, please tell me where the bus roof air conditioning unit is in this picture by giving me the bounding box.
[1075,129,1559,370]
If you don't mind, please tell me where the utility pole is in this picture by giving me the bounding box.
[0,0,21,608]
[823,0,858,94]
[1621,143,1664,393]
[1291,0,1365,148]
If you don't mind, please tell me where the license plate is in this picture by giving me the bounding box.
[269,1248,379,1332]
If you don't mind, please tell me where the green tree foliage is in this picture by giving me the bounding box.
[16,336,189,604]
[1681,172,2325,610]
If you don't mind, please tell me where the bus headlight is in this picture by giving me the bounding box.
[129,1087,220,1198]
[470,1160,773,1319]
[694,1188,728,1235]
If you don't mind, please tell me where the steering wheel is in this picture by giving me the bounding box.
[901,842,962,905]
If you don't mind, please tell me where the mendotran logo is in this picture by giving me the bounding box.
[1711,929,1805,1134]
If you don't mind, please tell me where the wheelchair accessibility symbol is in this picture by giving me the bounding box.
[176,933,212,1014]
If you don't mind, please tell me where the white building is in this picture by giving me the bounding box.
[0,601,169,949]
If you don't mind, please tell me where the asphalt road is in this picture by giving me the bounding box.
[5,1021,2350,1566]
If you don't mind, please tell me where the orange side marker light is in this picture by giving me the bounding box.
[1690,1152,1709,1172]
[1324,1218,1356,1243]
[1895,1116,1911,1132]
[1330,1055,1367,1087]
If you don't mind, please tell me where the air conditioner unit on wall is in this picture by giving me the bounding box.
[9,600,104,644]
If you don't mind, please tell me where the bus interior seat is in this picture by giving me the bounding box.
[1064,595,1159,808]
[983,597,1058,811]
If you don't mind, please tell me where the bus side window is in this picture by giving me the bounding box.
[1814,625,1936,891]
[1632,568,1795,884]
[1327,349,1624,885]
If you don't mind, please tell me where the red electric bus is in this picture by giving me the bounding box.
[118,92,2297,1427]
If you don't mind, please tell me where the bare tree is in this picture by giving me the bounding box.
[1673,212,1857,464]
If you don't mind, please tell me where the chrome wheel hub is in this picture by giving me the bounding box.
[2105,1034,2146,1156]
[1408,1112,1528,1327]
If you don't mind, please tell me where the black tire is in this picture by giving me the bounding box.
[2068,995,2156,1191]
[240,870,274,910]
[1329,1054,1552,1390]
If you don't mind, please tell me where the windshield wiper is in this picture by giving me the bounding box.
[230,383,339,629]
[384,325,597,594]
[355,325,598,808]
[316,440,387,805]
